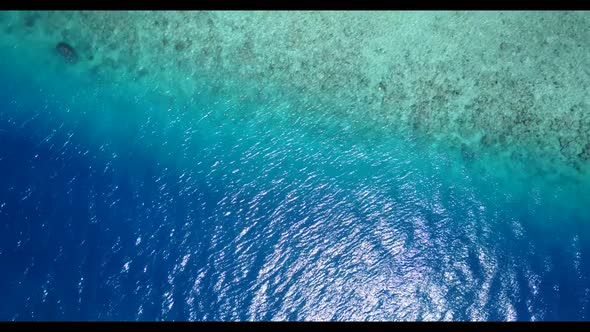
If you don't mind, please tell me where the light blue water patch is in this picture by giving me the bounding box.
[0,22,590,321]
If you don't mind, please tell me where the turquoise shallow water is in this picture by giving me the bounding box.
[1,11,590,321]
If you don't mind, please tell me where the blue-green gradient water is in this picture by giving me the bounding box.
[1,12,590,321]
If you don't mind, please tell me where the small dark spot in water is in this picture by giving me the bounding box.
[24,14,38,28]
[137,68,149,78]
[174,41,186,51]
[56,42,78,64]
[481,134,494,147]
[378,81,387,92]
[461,143,476,162]
[101,57,118,70]
[89,64,102,76]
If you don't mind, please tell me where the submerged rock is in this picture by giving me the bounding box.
[55,42,78,63]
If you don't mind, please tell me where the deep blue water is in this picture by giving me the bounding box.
[1,31,590,321]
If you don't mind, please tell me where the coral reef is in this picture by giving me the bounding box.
[55,41,78,63]
[1,11,589,180]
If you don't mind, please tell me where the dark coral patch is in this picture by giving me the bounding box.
[56,42,78,64]
[174,41,186,51]
[24,14,39,28]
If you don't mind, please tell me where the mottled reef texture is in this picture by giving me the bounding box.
[3,11,590,177]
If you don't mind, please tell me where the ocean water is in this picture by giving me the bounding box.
[1,11,590,321]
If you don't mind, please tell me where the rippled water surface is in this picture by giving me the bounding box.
[1,11,590,321]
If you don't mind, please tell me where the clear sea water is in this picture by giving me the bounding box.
[1,12,590,321]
